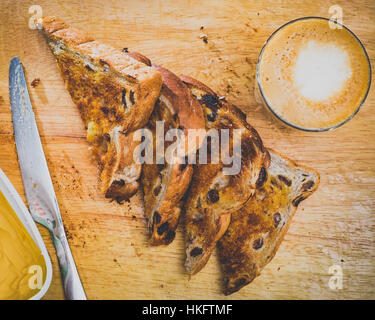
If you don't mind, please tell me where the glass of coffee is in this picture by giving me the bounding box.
[257,17,371,131]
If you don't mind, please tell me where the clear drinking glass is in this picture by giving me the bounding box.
[256,17,372,132]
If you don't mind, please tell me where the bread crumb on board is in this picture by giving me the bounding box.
[31,78,41,87]
[199,33,208,44]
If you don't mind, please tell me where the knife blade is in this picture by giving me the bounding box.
[9,57,87,300]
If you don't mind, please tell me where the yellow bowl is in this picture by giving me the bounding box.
[0,169,52,300]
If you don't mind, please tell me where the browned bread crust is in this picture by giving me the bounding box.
[141,65,205,245]
[180,75,270,275]
[40,17,162,201]
[217,149,320,295]
[125,51,152,67]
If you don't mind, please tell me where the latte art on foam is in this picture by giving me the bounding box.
[294,41,352,101]
[258,18,370,130]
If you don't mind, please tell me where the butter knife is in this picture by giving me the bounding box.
[9,57,87,300]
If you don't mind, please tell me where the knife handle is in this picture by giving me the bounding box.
[51,223,87,300]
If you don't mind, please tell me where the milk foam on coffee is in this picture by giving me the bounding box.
[259,18,370,130]
[294,40,352,101]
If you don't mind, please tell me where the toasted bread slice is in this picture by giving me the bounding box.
[139,64,205,245]
[217,150,319,295]
[40,17,162,201]
[180,75,270,275]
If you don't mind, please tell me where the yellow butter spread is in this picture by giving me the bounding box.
[0,190,46,300]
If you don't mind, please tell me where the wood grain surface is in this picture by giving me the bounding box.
[0,0,374,299]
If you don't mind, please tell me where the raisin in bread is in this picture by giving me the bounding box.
[40,17,162,201]
[180,75,270,275]
[217,150,319,295]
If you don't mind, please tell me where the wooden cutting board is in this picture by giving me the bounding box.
[0,0,374,300]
